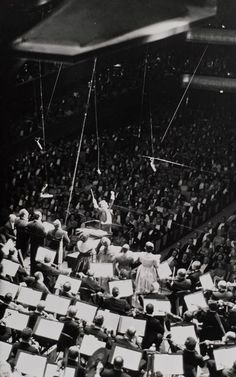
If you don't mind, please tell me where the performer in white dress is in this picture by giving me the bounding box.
[135,242,159,294]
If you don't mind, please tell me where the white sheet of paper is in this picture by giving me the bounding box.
[2,259,19,277]
[90,263,114,278]
[171,325,198,346]
[199,273,214,291]
[109,280,133,298]
[111,346,142,371]
[143,298,171,316]
[214,346,236,371]
[75,301,98,323]
[35,247,56,263]
[16,351,47,377]
[0,342,12,361]
[44,294,71,315]
[97,310,120,333]
[80,335,105,356]
[118,316,146,337]
[184,291,208,311]
[0,280,19,298]
[54,275,82,294]
[17,286,42,307]
[157,262,172,280]
[34,318,64,340]
[153,354,183,375]
[1,239,15,256]
[44,364,75,377]
[4,309,29,331]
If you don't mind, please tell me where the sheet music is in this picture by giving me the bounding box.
[97,310,120,333]
[111,346,142,371]
[75,301,98,323]
[90,263,114,278]
[1,259,19,277]
[44,364,75,377]
[17,286,42,307]
[199,273,214,291]
[0,341,12,361]
[54,275,82,294]
[0,280,19,298]
[143,298,171,316]
[118,316,146,337]
[157,262,172,280]
[1,239,15,256]
[184,291,208,312]
[109,280,133,298]
[15,351,47,377]
[34,318,64,341]
[35,247,56,263]
[214,346,236,371]
[80,335,105,356]
[153,354,183,375]
[171,324,198,347]
[4,309,29,331]
[44,294,71,315]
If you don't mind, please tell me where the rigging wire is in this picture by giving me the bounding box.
[138,47,149,139]
[45,63,63,120]
[65,57,97,224]
[94,74,101,174]
[38,61,48,183]
[161,45,208,144]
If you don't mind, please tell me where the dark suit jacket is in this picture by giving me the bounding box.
[103,296,130,314]
[15,218,29,254]
[27,220,46,250]
[141,314,164,349]
[84,324,108,342]
[4,221,16,240]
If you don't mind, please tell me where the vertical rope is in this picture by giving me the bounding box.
[94,74,100,173]
[38,61,48,183]
[45,63,63,120]
[138,47,148,139]
[65,57,97,224]
[161,45,208,144]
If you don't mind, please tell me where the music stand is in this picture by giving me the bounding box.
[15,350,47,377]
[33,318,64,342]
[157,262,172,280]
[35,247,56,263]
[97,310,120,333]
[184,291,208,312]
[108,280,133,298]
[0,280,19,298]
[44,294,71,315]
[1,239,15,256]
[153,353,184,375]
[75,301,98,323]
[16,286,42,307]
[213,345,236,371]
[90,263,114,278]
[1,259,19,277]
[44,363,76,377]
[109,344,142,371]
[3,309,29,331]
[79,335,106,356]
[143,298,171,316]
[0,341,12,361]
[171,324,198,347]
[118,316,146,337]
[199,273,214,291]
[54,275,82,295]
